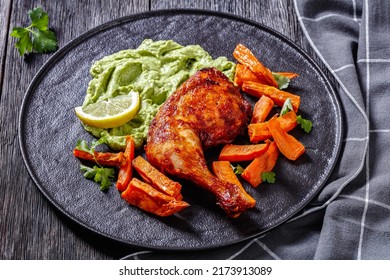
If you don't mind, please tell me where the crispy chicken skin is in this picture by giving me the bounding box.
[145,68,255,217]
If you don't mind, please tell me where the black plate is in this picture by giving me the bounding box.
[19,10,342,250]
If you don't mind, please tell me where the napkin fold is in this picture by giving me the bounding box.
[126,0,390,259]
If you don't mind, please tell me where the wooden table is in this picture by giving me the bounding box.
[1,0,321,259]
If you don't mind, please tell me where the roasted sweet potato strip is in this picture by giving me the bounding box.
[212,161,243,188]
[248,122,272,143]
[132,156,182,200]
[73,149,126,167]
[251,95,275,123]
[116,136,135,192]
[233,44,278,88]
[242,81,300,112]
[212,161,256,206]
[241,141,279,188]
[121,178,189,217]
[218,143,269,162]
[267,117,305,161]
[248,111,298,142]
[234,64,262,87]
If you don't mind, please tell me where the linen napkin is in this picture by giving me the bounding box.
[125,0,389,260]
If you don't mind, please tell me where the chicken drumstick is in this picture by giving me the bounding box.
[145,68,255,217]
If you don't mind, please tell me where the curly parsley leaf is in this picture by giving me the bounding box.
[10,7,58,56]
[80,164,115,191]
[272,72,290,90]
[231,164,245,175]
[261,171,276,184]
[296,115,313,133]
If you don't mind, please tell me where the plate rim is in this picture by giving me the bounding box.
[18,8,343,251]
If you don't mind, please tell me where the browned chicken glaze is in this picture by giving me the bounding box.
[145,68,256,217]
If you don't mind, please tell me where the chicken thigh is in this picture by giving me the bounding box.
[145,68,255,217]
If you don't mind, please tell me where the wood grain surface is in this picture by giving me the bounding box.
[0,0,320,259]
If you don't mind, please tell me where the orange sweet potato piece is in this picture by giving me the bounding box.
[234,65,299,89]
[116,136,135,192]
[234,64,262,87]
[248,122,272,143]
[73,149,126,167]
[212,161,243,188]
[241,141,279,188]
[121,178,189,217]
[248,111,298,143]
[233,44,278,88]
[267,117,305,161]
[218,143,269,162]
[251,95,275,123]
[132,156,182,200]
[242,81,300,112]
[212,161,256,207]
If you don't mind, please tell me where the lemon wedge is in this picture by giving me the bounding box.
[75,91,140,129]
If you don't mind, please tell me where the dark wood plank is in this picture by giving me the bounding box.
[1,0,149,260]
[0,0,12,90]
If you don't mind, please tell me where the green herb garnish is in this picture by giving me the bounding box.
[280,98,293,116]
[272,72,290,90]
[296,115,313,133]
[10,7,58,56]
[261,171,276,184]
[231,164,245,175]
[76,137,115,191]
[80,164,115,191]
[75,137,107,155]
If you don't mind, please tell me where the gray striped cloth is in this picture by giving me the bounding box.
[126,0,389,260]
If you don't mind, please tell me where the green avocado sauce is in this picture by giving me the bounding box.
[80,39,236,150]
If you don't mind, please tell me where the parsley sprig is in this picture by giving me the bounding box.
[80,165,115,192]
[75,138,115,191]
[10,7,58,56]
[261,172,276,184]
[281,98,313,133]
[231,164,244,175]
[280,98,294,116]
[272,72,290,90]
[296,115,313,133]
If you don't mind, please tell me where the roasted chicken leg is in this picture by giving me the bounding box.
[145,68,255,217]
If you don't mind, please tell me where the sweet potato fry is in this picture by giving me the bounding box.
[267,117,305,161]
[218,143,269,162]
[251,95,275,123]
[121,178,189,217]
[241,141,279,188]
[233,44,278,88]
[212,161,243,188]
[73,149,126,167]
[212,161,256,206]
[248,111,298,142]
[132,156,182,200]
[242,81,300,112]
[116,136,135,192]
[234,64,262,87]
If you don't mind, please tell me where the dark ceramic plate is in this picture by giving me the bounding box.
[19,10,342,250]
